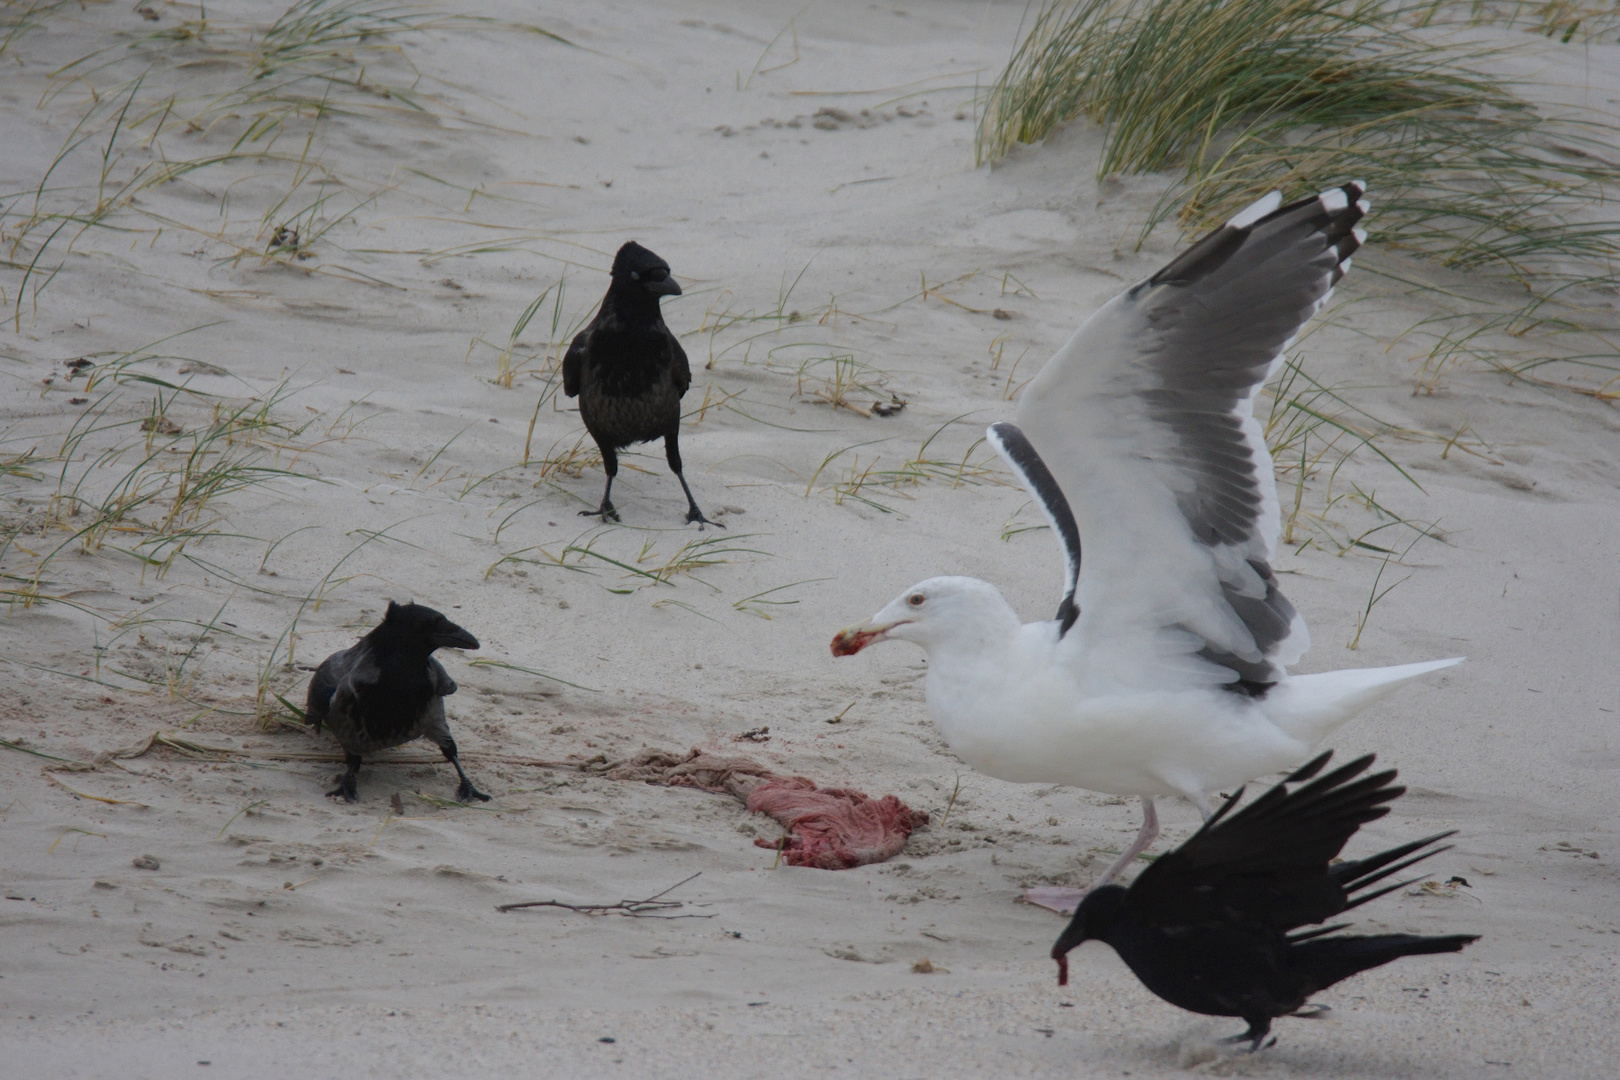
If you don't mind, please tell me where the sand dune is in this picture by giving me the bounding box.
[2,2,1616,1076]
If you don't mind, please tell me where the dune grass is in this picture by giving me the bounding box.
[1260,351,1463,558]
[1,0,571,326]
[805,416,1011,512]
[1415,0,1620,41]
[977,0,1620,288]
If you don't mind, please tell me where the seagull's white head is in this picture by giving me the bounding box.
[831,576,1018,657]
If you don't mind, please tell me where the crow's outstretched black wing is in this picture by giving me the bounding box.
[1125,752,1450,932]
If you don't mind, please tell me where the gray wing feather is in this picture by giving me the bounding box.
[1018,183,1366,689]
[428,657,457,697]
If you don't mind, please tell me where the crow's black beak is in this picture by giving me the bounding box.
[432,625,480,651]
[649,275,681,297]
[1051,917,1092,987]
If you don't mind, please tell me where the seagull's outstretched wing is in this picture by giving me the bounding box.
[1124,751,1453,933]
[1018,183,1367,690]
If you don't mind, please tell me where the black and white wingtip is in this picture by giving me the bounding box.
[987,422,1081,637]
[1153,182,1370,291]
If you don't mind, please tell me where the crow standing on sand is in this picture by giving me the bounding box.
[563,241,718,527]
[1050,751,1478,1050]
[305,601,488,804]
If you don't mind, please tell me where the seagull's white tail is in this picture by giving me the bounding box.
[1263,658,1464,747]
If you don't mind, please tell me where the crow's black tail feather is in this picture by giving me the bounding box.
[1295,932,1479,992]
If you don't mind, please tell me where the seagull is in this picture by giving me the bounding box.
[1050,750,1479,1050]
[831,183,1461,912]
[306,601,488,803]
[563,240,719,527]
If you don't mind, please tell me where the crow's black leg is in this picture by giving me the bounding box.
[665,430,720,528]
[1222,1017,1274,1053]
[579,444,620,522]
[326,752,362,802]
[438,735,489,803]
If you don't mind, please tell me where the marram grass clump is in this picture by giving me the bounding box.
[977,0,1620,288]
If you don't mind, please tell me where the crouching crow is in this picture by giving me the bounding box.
[306,601,488,803]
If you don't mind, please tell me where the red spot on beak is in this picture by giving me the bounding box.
[830,626,882,657]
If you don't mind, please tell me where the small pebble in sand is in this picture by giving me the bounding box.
[132,855,159,870]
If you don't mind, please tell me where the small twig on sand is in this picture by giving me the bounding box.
[496,871,712,918]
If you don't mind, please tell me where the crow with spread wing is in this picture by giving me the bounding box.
[1051,751,1478,1050]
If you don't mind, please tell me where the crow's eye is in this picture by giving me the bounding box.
[908,593,926,607]
[629,270,640,281]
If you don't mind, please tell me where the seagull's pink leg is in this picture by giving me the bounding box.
[1023,797,1160,916]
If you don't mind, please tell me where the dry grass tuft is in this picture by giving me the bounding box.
[978,0,1620,288]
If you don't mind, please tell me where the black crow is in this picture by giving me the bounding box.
[1050,751,1478,1050]
[305,601,488,804]
[562,240,718,527]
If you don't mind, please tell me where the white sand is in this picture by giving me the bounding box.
[2,2,1617,1076]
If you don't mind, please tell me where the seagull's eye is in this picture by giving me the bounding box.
[908,593,926,607]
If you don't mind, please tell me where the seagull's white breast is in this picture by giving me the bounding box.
[921,622,1309,798]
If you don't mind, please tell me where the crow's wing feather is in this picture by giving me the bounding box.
[663,324,690,398]
[428,656,457,697]
[324,648,382,744]
[305,644,359,733]
[563,328,590,398]
[1125,753,1406,931]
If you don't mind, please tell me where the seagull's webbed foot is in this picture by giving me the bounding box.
[1027,797,1162,915]
[326,753,362,802]
[1023,886,1087,916]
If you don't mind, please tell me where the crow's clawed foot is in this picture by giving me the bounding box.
[326,774,359,803]
[1222,1027,1275,1053]
[685,506,723,529]
[456,778,491,803]
[579,504,620,523]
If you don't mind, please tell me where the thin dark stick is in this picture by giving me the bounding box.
[638,871,702,903]
[496,871,711,917]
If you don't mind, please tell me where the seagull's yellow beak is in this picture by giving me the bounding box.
[830,620,909,657]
